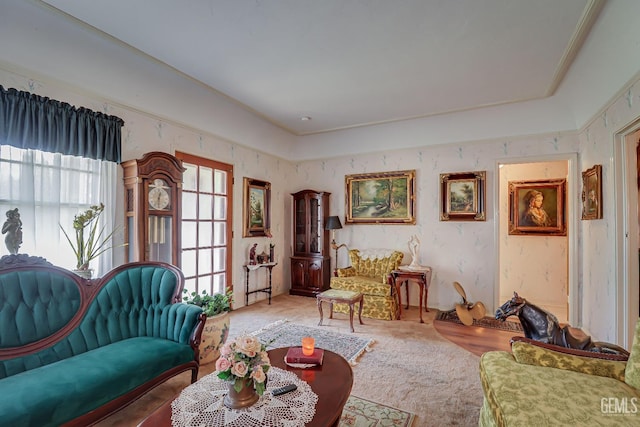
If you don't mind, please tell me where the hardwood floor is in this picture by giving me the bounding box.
[433,318,524,356]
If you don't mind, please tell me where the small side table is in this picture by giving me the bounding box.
[244,262,277,306]
[390,267,433,323]
[316,289,364,333]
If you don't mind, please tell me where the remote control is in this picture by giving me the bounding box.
[271,384,297,396]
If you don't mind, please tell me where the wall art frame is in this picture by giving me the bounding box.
[345,169,416,224]
[439,170,486,221]
[243,177,271,237]
[581,164,602,220]
[508,178,566,236]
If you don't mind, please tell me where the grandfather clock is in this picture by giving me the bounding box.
[121,152,185,267]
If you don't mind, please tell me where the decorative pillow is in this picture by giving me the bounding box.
[512,340,627,381]
[624,320,640,389]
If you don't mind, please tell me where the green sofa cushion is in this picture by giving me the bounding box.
[0,337,194,427]
[511,340,627,381]
[480,351,640,426]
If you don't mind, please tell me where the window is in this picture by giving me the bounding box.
[0,145,117,273]
[176,152,233,297]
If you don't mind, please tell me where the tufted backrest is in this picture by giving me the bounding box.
[348,249,403,281]
[0,270,82,348]
[0,261,187,379]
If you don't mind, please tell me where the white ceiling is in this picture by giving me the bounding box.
[41,0,600,136]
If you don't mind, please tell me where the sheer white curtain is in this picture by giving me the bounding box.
[0,145,117,276]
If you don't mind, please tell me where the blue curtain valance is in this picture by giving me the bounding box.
[0,86,123,163]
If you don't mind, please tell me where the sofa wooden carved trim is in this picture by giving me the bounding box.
[329,249,403,320]
[0,254,206,427]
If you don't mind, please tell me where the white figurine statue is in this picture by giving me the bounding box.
[408,234,421,269]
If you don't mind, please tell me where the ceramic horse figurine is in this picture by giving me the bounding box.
[495,292,629,356]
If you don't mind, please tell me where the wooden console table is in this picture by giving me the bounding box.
[390,267,433,323]
[244,262,277,306]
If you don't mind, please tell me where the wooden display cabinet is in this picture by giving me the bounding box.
[121,152,185,267]
[290,189,331,297]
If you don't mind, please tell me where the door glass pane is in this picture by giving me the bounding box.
[181,250,197,278]
[198,274,212,294]
[214,196,227,220]
[199,167,213,193]
[198,221,212,247]
[213,247,226,272]
[182,221,197,248]
[183,164,197,191]
[182,192,197,219]
[213,221,226,245]
[198,248,212,273]
[184,278,196,298]
[213,273,226,294]
[199,194,213,220]
[214,170,226,194]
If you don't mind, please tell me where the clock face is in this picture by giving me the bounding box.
[148,179,171,210]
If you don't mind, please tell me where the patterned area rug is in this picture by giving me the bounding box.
[340,396,414,427]
[252,320,374,365]
[435,309,523,332]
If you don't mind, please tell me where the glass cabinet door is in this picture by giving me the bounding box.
[295,197,306,253]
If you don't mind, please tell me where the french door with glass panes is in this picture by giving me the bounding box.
[176,152,233,298]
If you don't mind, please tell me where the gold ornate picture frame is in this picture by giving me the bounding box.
[508,179,566,236]
[243,177,271,237]
[345,169,416,224]
[581,164,602,220]
[440,171,486,221]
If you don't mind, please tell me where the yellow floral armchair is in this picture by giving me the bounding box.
[330,249,403,320]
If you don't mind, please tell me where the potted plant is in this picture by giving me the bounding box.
[60,203,120,278]
[183,287,233,365]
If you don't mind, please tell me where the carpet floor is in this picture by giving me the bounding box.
[252,319,374,364]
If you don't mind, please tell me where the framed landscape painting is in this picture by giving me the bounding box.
[345,170,416,224]
[508,178,566,236]
[243,177,271,237]
[581,164,602,220]
[440,171,486,221]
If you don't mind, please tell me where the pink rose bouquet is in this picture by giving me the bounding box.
[215,333,271,395]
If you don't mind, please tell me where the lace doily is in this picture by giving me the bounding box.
[359,248,396,260]
[171,367,318,427]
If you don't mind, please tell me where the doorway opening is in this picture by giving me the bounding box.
[496,155,578,325]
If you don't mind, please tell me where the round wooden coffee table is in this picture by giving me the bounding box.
[137,347,353,427]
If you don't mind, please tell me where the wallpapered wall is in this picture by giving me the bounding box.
[5,61,640,344]
[0,67,295,309]
[294,135,579,316]
[578,73,640,345]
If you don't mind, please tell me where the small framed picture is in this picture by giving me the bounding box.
[508,179,566,236]
[581,164,602,220]
[243,177,271,237]
[439,171,486,221]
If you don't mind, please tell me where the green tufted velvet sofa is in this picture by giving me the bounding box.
[0,254,206,427]
[330,249,403,320]
[479,322,640,426]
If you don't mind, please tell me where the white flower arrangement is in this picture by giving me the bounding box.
[215,334,271,396]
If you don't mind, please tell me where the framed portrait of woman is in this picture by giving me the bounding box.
[508,179,566,236]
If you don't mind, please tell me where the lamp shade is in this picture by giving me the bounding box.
[325,216,343,230]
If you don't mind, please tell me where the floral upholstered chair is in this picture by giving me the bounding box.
[330,249,403,320]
